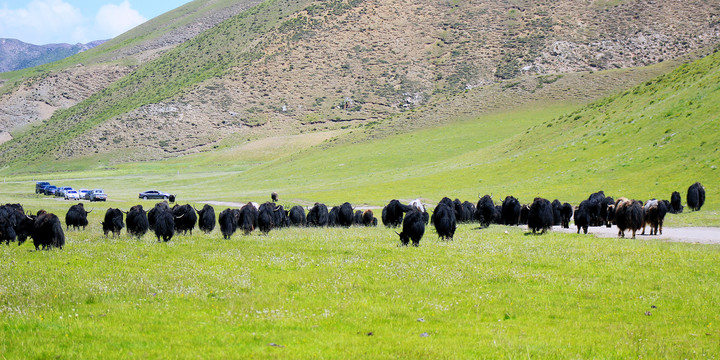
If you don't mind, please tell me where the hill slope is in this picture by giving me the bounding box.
[0,0,263,137]
[0,0,719,165]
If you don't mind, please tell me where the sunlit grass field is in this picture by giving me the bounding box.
[2,221,720,358]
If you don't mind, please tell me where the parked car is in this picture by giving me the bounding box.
[64,190,80,200]
[44,185,58,196]
[139,190,171,200]
[88,189,107,202]
[35,181,51,194]
[56,186,73,197]
[78,189,90,199]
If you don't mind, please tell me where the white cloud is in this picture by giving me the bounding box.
[0,0,147,45]
[94,1,147,39]
[0,0,84,44]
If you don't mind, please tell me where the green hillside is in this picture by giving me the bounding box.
[1,48,717,225]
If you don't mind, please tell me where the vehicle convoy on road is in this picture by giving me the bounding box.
[139,190,171,200]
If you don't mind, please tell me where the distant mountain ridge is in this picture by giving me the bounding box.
[0,38,107,73]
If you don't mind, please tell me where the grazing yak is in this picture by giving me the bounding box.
[29,210,65,250]
[219,208,240,239]
[273,205,289,229]
[102,208,124,237]
[338,202,354,227]
[551,200,563,226]
[614,198,644,239]
[239,203,259,235]
[528,198,553,234]
[432,202,457,241]
[353,210,363,225]
[519,204,530,225]
[126,205,149,238]
[560,202,573,229]
[307,203,329,227]
[148,201,171,231]
[1,204,33,246]
[501,196,521,226]
[453,199,473,223]
[172,204,197,235]
[574,200,591,234]
[362,210,376,227]
[670,191,683,214]
[642,200,668,236]
[271,192,279,203]
[258,202,276,234]
[195,204,216,233]
[328,206,340,227]
[687,182,705,211]
[0,204,28,245]
[153,206,176,242]
[397,209,426,247]
[65,203,91,231]
[289,206,306,226]
[475,195,495,227]
[382,199,412,227]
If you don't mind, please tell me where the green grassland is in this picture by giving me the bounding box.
[2,223,720,359]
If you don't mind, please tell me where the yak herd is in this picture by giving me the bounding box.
[0,181,707,250]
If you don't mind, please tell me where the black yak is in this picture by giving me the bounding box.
[475,195,495,227]
[154,207,176,242]
[453,199,473,223]
[273,205,289,229]
[239,203,259,235]
[338,202,354,227]
[195,204,216,233]
[65,203,90,231]
[382,200,412,227]
[687,182,706,211]
[30,210,65,250]
[327,206,340,227]
[528,198,553,234]
[289,206,306,226]
[397,209,426,247]
[353,210,363,226]
[258,202,275,234]
[501,196,521,226]
[172,204,197,235]
[218,208,239,239]
[560,202,573,229]
[126,205,149,238]
[102,208,124,237]
[148,201,171,231]
[574,201,591,234]
[551,199,563,226]
[670,191,683,214]
[519,204,530,225]
[0,203,28,245]
[271,192,279,203]
[307,203,328,227]
[432,202,457,241]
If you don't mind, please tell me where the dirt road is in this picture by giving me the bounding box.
[552,225,720,245]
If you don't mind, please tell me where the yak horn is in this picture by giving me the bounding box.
[193,206,200,212]
[395,231,400,236]
[86,209,93,214]
[175,214,185,219]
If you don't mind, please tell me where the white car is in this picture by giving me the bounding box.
[64,190,80,200]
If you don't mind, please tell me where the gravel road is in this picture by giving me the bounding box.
[551,225,720,245]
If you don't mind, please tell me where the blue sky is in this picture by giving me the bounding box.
[0,0,191,45]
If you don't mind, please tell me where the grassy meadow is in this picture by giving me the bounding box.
[2,222,720,358]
